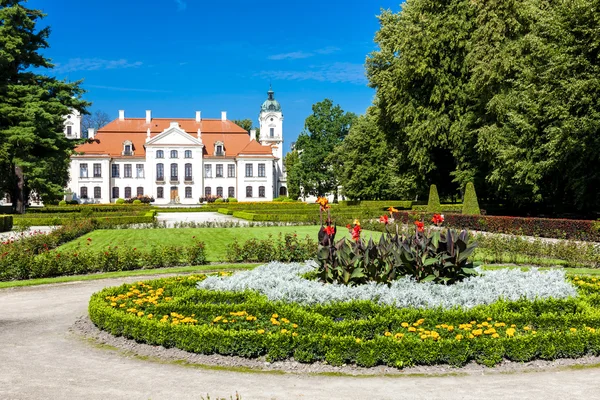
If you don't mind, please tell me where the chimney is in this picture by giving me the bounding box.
[250,129,256,141]
[195,111,201,122]
[87,128,95,139]
[145,110,152,123]
[118,110,125,121]
[221,111,227,121]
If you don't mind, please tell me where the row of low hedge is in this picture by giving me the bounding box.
[392,211,600,242]
[26,204,153,214]
[89,274,600,368]
[411,204,464,213]
[13,212,156,227]
[0,215,13,232]
[0,243,207,281]
[338,200,413,209]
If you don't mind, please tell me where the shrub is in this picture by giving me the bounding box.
[0,215,13,232]
[58,200,67,206]
[228,198,238,203]
[115,198,125,205]
[283,198,295,202]
[225,233,316,263]
[132,199,142,205]
[462,182,481,215]
[427,184,441,213]
[215,198,224,203]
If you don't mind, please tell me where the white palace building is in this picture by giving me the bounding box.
[67,88,287,204]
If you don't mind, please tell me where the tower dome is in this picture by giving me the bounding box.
[260,86,281,113]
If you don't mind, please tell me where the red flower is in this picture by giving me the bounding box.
[431,214,444,226]
[414,221,425,232]
[324,225,335,236]
[351,225,362,241]
[87,237,92,241]
[379,215,389,225]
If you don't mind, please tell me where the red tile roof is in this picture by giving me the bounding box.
[74,118,274,158]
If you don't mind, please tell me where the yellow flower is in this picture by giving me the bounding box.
[355,338,361,343]
[455,334,463,341]
[394,333,404,339]
[487,317,492,321]
[467,334,474,339]
[353,219,361,226]
[257,329,265,334]
[472,329,483,337]
[280,329,288,334]
[492,333,500,338]
[281,318,290,323]
[292,332,298,337]
[401,322,409,328]
[417,318,425,324]
[420,334,428,340]
[147,314,153,319]
[570,328,577,333]
[272,313,279,319]
[447,326,454,332]
[110,302,117,307]
[384,331,392,337]
[408,327,416,332]
[222,319,228,323]
[506,328,516,337]
[524,326,531,331]
[292,323,298,329]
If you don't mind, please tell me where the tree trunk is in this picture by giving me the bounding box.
[14,165,25,214]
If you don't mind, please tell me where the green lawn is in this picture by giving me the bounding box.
[56,226,382,262]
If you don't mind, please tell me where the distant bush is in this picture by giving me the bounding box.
[427,184,441,213]
[58,200,67,207]
[225,233,317,263]
[215,198,224,203]
[463,182,481,215]
[115,198,125,205]
[132,200,142,205]
[228,198,238,203]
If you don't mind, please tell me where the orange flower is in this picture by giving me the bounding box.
[388,206,399,215]
[351,225,362,241]
[316,196,330,211]
[431,214,444,226]
[379,215,389,225]
[414,221,424,232]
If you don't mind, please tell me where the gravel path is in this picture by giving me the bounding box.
[156,212,248,227]
[1,277,600,400]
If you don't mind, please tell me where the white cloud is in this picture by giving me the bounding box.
[268,51,315,60]
[87,85,172,93]
[54,58,143,73]
[314,46,341,55]
[256,62,367,85]
[175,0,187,10]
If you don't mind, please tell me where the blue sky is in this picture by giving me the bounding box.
[29,0,403,153]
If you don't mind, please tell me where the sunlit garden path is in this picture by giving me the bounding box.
[0,276,598,400]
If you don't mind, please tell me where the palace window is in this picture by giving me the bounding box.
[184,163,193,181]
[216,187,223,197]
[246,186,252,198]
[204,164,212,178]
[227,164,235,178]
[216,164,223,178]
[156,150,164,159]
[157,187,164,199]
[185,187,192,198]
[93,163,102,178]
[258,163,266,177]
[170,150,178,159]
[67,125,72,136]
[112,187,119,199]
[111,164,119,178]
[123,140,133,156]
[185,150,192,158]
[259,186,265,198]
[156,163,164,181]
[79,163,88,178]
[270,127,274,138]
[94,187,101,199]
[205,187,211,196]
[228,186,235,198]
[124,164,132,178]
[136,164,144,178]
[170,163,178,180]
[124,187,132,198]
[245,164,253,177]
[80,186,88,199]
[137,187,144,196]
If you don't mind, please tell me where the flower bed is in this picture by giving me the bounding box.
[89,264,600,369]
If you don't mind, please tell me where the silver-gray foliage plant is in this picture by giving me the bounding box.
[197,261,577,309]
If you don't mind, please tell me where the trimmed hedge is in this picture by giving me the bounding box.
[412,204,463,213]
[427,185,441,213]
[89,273,600,369]
[338,200,413,209]
[218,208,235,215]
[13,214,155,227]
[27,204,152,213]
[0,215,13,232]
[463,183,481,215]
[392,211,600,242]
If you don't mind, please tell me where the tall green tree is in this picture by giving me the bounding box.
[232,118,260,140]
[291,99,356,198]
[283,150,301,200]
[0,0,89,213]
[334,107,416,200]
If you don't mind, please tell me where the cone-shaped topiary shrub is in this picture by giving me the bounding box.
[462,182,481,215]
[427,184,442,213]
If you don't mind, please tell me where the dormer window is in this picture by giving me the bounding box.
[122,140,133,156]
[214,141,225,156]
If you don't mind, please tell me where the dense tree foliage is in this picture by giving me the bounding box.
[232,118,260,140]
[283,150,301,200]
[291,99,355,198]
[362,0,600,212]
[0,0,89,213]
[81,110,110,137]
